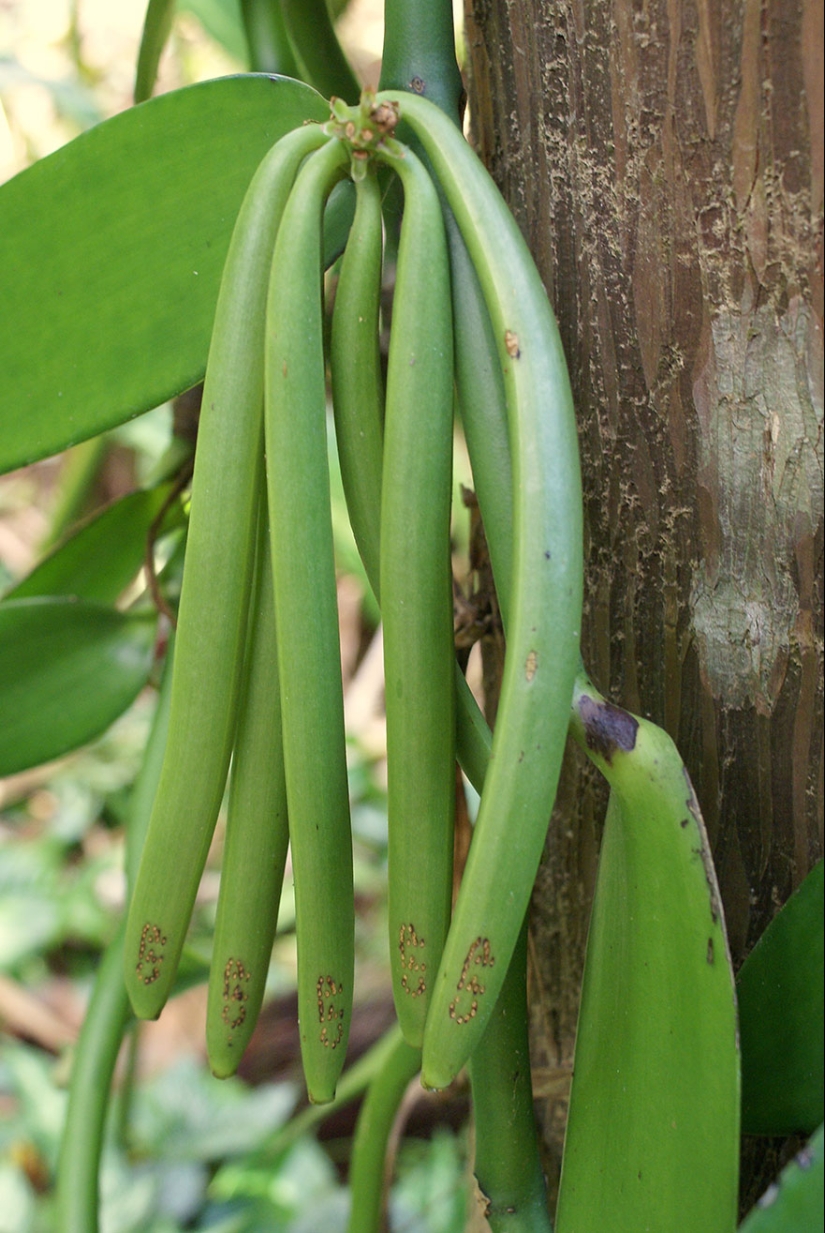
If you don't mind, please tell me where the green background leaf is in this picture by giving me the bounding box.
[738,860,824,1136]
[4,485,181,605]
[0,597,157,775]
[0,73,327,476]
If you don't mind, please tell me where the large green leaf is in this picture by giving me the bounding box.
[739,1124,824,1232]
[738,860,824,1136]
[0,74,329,476]
[4,485,181,605]
[0,598,157,775]
[558,693,740,1233]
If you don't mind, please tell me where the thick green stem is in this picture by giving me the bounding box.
[470,923,552,1232]
[133,0,175,104]
[111,1022,139,1150]
[41,436,108,553]
[280,0,360,101]
[346,1032,422,1232]
[54,639,174,1233]
[379,0,463,123]
[124,641,175,891]
[241,0,299,76]
[378,0,463,249]
[54,921,132,1233]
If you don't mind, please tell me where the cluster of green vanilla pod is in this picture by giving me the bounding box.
[121,86,583,1104]
[120,83,740,1229]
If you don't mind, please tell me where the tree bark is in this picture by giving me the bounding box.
[464,0,823,1207]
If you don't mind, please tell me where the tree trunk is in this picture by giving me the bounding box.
[464,0,823,1208]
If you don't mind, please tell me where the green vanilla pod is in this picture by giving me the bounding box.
[206,490,289,1078]
[372,90,582,1090]
[260,1022,412,1161]
[324,97,493,805]
[264,135,354,1104]
[124,120,329,1021]
[329,165,385,585]
[376,141,456,1047]
[446,207,515,608]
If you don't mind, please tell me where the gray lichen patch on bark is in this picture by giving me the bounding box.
[691,298,823,712]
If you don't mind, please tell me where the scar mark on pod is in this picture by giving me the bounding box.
[577,694,638,764]
[410,75,425,94]
[316,975,345,1048]
[504,330,520,358]
[221,958,251,1033]
[135,923,166,985]
[399,923,427,997]
[525,650,538,682]
[707,938,715,964]
[449,937,495,1025]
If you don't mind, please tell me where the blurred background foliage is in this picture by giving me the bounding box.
[0,2,477,1229]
